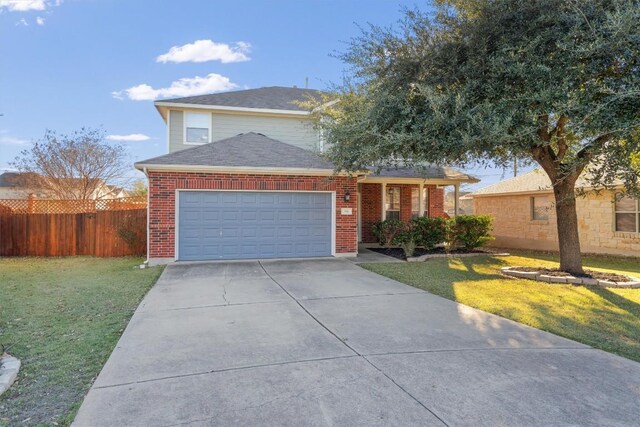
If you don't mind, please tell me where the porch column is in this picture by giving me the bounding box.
[381,183,386,220]
[454,184,460,217]
[418,183,424,217]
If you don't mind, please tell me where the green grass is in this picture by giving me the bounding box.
[0,257,163,426]
[362,251,640,362]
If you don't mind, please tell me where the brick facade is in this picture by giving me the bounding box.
[473,190,640,256]
[148,171,358,260]
[360,183,382,243]
[359,183,446,243]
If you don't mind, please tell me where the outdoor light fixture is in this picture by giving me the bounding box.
[343,191,351,202]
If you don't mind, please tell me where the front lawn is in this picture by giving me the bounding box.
[0,257,163,426]
[362,251,640,362]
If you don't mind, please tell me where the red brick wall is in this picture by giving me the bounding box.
[148,171,358,259]
[359,183,446,243]
[428,187,446,218]
[359,183,381,243]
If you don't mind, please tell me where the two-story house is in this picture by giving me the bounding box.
[135,86,477,265]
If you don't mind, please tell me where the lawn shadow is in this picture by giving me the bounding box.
[584,286,640,317]
[447,255,509,277]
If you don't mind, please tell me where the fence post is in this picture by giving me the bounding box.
[27,193,35,213]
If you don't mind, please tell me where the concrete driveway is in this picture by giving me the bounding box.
[74,259,640,426]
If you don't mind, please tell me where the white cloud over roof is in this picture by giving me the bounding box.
[156,39,251,64]
[112,73,238,101]
[106,134,151,142]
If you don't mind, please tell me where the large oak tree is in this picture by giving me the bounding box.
[315,0,640,274]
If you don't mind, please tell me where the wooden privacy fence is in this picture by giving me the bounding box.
[0,197,147,257]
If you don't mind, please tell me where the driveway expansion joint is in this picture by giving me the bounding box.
[258,261,361,357]
[92,355,361,390]
[362,354,450,426]
[362,346,594,357]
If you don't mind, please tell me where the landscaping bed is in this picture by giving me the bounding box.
[501,266,640,288]
[508,266,631,282]
[370,246,490,260]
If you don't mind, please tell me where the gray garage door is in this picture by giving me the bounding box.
[178,191,333,260]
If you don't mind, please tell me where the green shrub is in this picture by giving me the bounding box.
[372,219,404,248]
[393,224,421,258]
[448,214,494,250]
[411,216,448,249]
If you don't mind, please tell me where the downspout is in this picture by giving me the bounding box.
[144,167,150,265]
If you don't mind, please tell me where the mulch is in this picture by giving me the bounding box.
[369,247,489,260]
[512,266,632,283]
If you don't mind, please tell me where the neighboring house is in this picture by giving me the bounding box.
[135,86,477,265]
[445,190,473,215]
[0,172,128,200]
[0,172,48,199]
[468,169,640,256]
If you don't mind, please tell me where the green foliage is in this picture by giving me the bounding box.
[318,0,640,189]
[128,179,148,198]
[372,219,404,248]
[393,224,421,257]
[449,214,494,250]
[411,216,448,249]
[310,0,640,273]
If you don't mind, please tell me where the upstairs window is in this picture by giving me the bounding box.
[385,186,401,220]
[185,112,210,144]
[531,196,550,221]
[615,194,639,233]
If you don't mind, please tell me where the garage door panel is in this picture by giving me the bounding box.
[178,191,332,260]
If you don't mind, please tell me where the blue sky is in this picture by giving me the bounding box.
[0,0,526,189]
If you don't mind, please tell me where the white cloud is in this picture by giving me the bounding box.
[15,17,28,26]
[1,0,46,11]
[106,133,151,142]
[0,133,29,145]
[112,73,237,101]
[156,39,251,64]
[36,16,44,25]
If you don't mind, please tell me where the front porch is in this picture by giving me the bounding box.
[356,166,479,243]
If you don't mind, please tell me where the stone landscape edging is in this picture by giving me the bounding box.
[0,353,21,396]
[501,267,640,288]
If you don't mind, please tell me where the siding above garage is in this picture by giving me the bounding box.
[167,110,321,153]
[210,113,320,151]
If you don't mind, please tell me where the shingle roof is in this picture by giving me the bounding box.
[0,172,39,188]
[370,165,478,182]
[469,169,596,196]
[135,132,335,170]
[155,86,324,111]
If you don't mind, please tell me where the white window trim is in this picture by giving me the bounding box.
[385,185,401,220]
[183,111,212,145]
[614,194,640,233]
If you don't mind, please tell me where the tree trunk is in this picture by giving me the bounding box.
[553,181,584,275]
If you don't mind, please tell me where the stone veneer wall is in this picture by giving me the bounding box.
[473,190,640,256]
